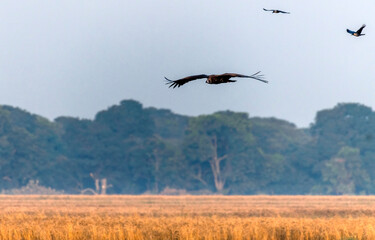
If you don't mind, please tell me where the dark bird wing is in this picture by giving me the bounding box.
[356,24,366,34]
[347,29,355,34]
[165,74,208,88]
[263,8,273,11]
[278,10,290,14]
[220,72,268,83]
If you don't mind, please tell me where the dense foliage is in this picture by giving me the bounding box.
[0,100,374,194]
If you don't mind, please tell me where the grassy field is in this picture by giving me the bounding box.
[0,195,375,239]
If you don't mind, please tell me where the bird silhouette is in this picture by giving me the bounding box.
[263,8,290,14]
[165,72,267,88]
[347,24,366,37]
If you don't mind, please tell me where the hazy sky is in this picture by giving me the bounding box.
[0,0,373,127]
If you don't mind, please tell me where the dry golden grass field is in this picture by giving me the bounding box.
[0,195,375,239]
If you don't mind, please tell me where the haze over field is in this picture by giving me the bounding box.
[0,0,373,127]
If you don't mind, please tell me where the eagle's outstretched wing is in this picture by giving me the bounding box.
[165,74,208,88]
[356,24,366,34]
[263,8,272,11]
[220,72,268,83]
[278,10,290,14]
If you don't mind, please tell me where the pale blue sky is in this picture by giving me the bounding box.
[0,0,373,127]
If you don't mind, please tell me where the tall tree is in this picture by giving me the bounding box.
[320,146,370,194]
[183,111,255,193]
[311,103,375,160]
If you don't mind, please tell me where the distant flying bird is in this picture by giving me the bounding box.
[263,8,290,14]
[165,72,267,89]
[347,24,366,37]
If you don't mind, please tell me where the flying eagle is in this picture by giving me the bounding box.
[165,72,267,89]
[263,8,290,14]
[347,24,366,37]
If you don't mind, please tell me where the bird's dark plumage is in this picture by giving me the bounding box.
[164,74,209,88]
[347,24,366,37]
[165,72,267,88]
[263,8,290,14]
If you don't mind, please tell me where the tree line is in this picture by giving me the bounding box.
[0,100,374,195]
